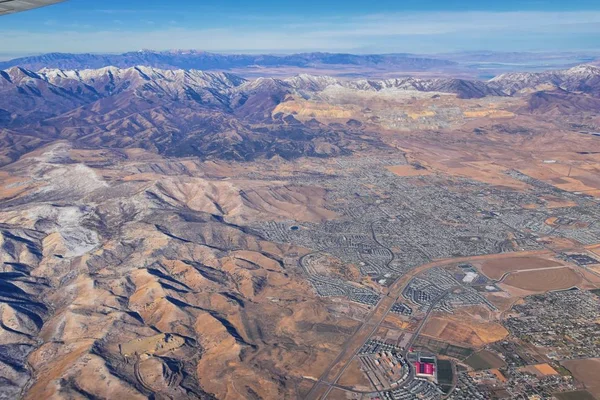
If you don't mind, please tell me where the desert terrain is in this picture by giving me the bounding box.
[1,62,600,399]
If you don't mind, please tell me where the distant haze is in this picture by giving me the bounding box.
[1,50,598,80]
[1,0,600,54]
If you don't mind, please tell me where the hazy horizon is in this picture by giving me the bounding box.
[1,0,600,56]
[1,48,599,62]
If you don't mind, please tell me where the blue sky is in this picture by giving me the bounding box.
[1,0,600,58]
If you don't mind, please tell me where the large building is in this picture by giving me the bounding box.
[415,361,436,377]
[0,0,65,16]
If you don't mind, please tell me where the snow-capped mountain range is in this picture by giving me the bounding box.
[0,63,599,165]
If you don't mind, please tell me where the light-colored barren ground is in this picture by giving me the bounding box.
[385,164,433,177]
[337,359,372,391]
[421,312,509,348]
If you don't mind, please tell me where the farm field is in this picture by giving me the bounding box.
[501,267,582,292]
[555,391,597,400]
[479,256,563,280]
[561,359,600,398]
[464,350,506,371]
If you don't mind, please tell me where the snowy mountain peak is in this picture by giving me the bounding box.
[565,64,600,77]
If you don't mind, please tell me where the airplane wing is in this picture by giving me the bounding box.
[0,0,65,16]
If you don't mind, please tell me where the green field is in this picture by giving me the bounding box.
[414,336,473,360]
[555,390,596,400]
[464,350,506,371]
[437,359,454,393]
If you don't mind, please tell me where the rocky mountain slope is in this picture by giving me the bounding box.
[0,143,361,399]
[523,89,600,115]
[0,65,509,165]
[489,64,600,95]
[0,66,383,163]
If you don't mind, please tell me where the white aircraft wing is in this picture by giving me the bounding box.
[0,0,65,16]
